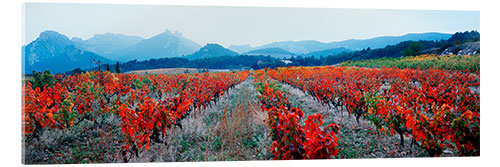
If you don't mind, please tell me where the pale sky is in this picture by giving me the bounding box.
[23,3,480,47]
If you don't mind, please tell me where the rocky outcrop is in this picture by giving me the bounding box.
[440,41,480,56]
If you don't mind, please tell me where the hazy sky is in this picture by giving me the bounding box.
[24,3,480,47]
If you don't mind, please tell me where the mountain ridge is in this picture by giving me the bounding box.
[327,32,453,50]
[244,47,295,58]
[23,30,112,74]
[24,30,458,74]
[184,43,239,60]
[228,44,253,54]
[304,47,354,58]
[108,29,201,61]
[243,32,452,55]
[71,33,144,57]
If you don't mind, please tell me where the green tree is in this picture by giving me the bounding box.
[106,63,110,72]
[30,70,55,91]
[402,41,424,57]
[115,61,121,73]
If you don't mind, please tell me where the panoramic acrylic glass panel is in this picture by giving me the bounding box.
[22,3,480,164]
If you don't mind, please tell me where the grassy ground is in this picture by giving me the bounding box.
[129,75,270,162]
[23,112,123,164]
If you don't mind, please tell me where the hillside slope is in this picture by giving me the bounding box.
[23,30,112,73]
[109,29,201,61]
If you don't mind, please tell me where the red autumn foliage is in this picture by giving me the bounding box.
[269,66,479,156]
[255,69,339,159]
[23,71,250,157]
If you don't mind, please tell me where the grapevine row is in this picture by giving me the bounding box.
[23,70,250,160]
[269,66,480,156]
[254,70,339,159]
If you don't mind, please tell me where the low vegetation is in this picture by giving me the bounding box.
[341,54,480,72]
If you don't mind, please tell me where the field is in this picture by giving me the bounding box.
[340,54,480,72]
[128,68,199,74]
[128,68,233,75]
[22,55,480,163]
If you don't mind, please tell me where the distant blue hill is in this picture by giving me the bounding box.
[184,43,239,60]
[23,30,454,74]
[255,40,331,55]
[71,33,144,58]
[228,44,253,54]
[244,47,295,58]
[23,30,112,74]
[249,32,452,55]
[109,29,201,61]
[304,47,354,58]
[327,32,453,50]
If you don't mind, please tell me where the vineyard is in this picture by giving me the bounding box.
[340,54,480,72]
[268,66,479,157]
[22,55,480,163]
[23,70,252,163]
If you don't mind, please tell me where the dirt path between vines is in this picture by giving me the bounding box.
[130,75,271,162]
[280,83,431,158]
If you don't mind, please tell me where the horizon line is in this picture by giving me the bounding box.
[23,29,479,48]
